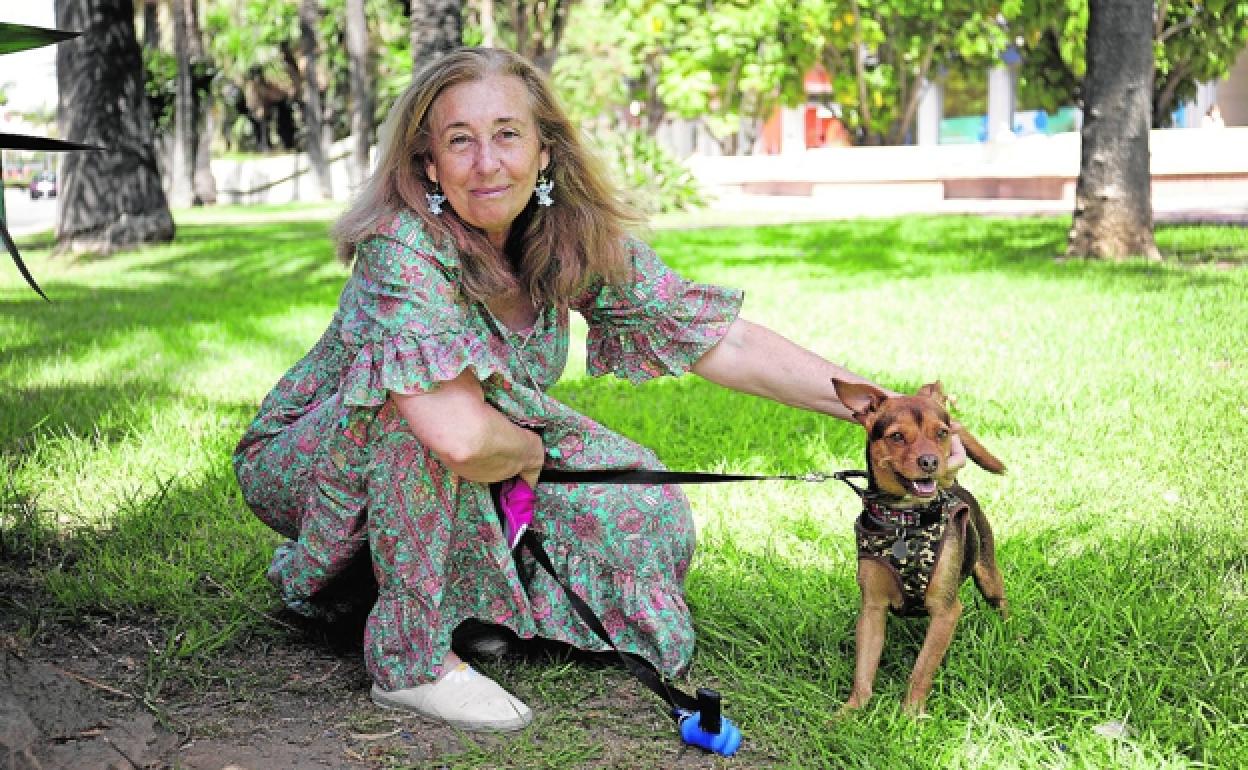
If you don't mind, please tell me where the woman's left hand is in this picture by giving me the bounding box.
[944,423,969,481]
[948,426,968,474]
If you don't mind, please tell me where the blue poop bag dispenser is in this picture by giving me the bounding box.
[677,688,742,756]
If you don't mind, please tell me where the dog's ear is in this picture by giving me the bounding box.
[832,378,890,423]
[916,381,947,406]
[953,421,1007,475]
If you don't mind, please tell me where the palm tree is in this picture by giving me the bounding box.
[55,0,174,254]
[170,0,197,207]
[185,0,218,205]
[1,21,95,299]
[296,0,332,199]
[410,0,462,71]
[345,0,374,190]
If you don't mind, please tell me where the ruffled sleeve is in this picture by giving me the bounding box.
[337,217,504,409]
[575,238,743,383]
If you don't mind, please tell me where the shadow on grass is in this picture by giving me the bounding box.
[651,216,1065,279]
[1,219,348,450]
[549,372,1023,477]
[4,404,1240,768]
[651,215,1246,290]
[686,515,1244,768]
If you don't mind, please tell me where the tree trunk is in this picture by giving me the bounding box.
[345,0,374,191]
[478,0,496,46]
[298,0,333,199]
[188,0,217,204]
[890,40,936,145]
[411,0,462,73]
[1151,61,1188,128]
[1067,0,1160,260]
[513,0,572,73]
[170,0,195,208]
[141,0,159,49]
[55,0,174,254]
[850,3,877,146]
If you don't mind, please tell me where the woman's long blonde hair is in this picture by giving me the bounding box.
[332,47,641,306]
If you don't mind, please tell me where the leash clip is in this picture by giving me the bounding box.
[798,472,830,483]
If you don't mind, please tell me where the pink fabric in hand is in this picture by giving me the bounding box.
[497,477,536,549]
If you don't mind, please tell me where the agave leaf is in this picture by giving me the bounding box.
[0,216,49,302]
[0,132,102,152]
[0,22,78,56]
[2,23,84,300]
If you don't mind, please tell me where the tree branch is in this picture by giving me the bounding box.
[1153,60,1189,126]
[850,1,874,144]
[893,38,937,145]
[1157,11,1201,46]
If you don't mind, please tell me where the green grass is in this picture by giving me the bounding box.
[2,206,1246,768]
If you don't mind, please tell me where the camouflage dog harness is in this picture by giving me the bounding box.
[855,490,969,617]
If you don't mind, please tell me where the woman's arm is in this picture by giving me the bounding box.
[692,317,968,470]
[389,369,545,488]
[690,318,886,422]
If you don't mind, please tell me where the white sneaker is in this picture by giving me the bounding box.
[370,663,533,732]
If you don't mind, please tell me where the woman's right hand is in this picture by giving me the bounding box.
[516,425,545,490]
[518,465,542,491]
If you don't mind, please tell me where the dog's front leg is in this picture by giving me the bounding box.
[843,560,896,712]
[904,597,962,715]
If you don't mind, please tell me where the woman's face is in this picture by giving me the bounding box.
[425,74,549,249]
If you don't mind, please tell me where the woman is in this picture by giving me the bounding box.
[234,47,964,732]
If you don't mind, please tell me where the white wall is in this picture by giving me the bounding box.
[1218,49,1248,127]
[210,137,365,205]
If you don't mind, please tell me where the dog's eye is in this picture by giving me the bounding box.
[889,431,906,443]
[936,428,949,440]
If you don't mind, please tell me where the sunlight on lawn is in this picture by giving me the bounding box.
[2,204,1246,768]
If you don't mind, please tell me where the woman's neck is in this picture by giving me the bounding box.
[486,288,539,333]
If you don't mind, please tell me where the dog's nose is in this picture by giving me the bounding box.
[918,454,939,473]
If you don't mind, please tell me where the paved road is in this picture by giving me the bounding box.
[2,186,58,237]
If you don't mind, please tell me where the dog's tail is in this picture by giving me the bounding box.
[955,423,1006,474]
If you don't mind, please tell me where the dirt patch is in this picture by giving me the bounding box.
[1,570,751,769]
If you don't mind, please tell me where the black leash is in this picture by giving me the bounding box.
[518,528,704,715]
[539,467,860,486]
[495,466,868,754]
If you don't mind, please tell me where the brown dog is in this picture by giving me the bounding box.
[831,379,1007,715]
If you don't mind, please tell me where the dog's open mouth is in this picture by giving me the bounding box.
[901,476,939,498]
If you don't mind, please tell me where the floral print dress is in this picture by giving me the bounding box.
[233,209,742,691]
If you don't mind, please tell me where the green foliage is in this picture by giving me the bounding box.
[659,0,815,143]
[550,1,636,123]
[142,46,178,134]
[0,21,76,56]
[203,0,412,149]
[364,0,419,123]
[587,127,706,214]
[811,0,1017,145]
[557,0,820,153]
[0,21,84,301]
[142,44,220,139]
[203,0,300,82]
[1014,0,1248,124]
[557,0,1022,148]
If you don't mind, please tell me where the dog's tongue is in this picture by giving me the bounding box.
[912,479,937,496]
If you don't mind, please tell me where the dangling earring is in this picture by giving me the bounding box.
[426,184,446,216]
[534,174,554,207]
